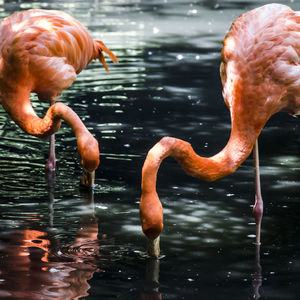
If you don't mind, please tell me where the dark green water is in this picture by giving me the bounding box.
[0,0,299,299]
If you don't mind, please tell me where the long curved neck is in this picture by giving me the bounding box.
[1,88,99,172]
[141,132,255,194]
[139,123,264,245]
[2,89,87,138]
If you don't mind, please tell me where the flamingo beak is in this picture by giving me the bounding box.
[147,236,160,258]
[80,169,95,189]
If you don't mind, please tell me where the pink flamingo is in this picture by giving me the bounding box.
[140,3,300,256]
[0,9,118,188]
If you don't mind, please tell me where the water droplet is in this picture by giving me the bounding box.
[96,205,108,210]
[187,9,197,15]
[49,268,59,273]
[153,27,159,34]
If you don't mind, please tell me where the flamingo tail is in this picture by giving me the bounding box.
[94,40,118,72]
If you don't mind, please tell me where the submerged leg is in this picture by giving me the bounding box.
[252,244,262,299]
[253,139,263,245]
[45,99,56,171]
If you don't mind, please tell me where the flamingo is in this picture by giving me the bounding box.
[0,9,118,188]
[140,3,300,257]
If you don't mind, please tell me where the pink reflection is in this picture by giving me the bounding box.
[252,244,262,300]
[0,194,102,299]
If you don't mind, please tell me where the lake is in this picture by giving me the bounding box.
[0,0,299,299]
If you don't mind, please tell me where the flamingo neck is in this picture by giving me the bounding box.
[139,132,258,243]
[141,134,254,193]
[1,89,99,172]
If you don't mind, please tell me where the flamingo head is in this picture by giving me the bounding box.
[77,132,100,189]
[81,168,96,189]
[140,191,163,257]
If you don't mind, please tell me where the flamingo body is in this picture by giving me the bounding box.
[140,3,300,256]
[221,4,300,117]
[0,9,118,187]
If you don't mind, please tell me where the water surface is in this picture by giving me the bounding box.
[0,0,300,299]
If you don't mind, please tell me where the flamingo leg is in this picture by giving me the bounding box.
[253,139,263,245]
[45,99,56,171]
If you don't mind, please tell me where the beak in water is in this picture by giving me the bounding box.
[147,236,160,258]
[80,169,95,189]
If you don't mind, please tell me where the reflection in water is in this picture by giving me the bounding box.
[46,171,55,227]
[140,259,161,300]
[139,246,264,300]
[0,183,101,299]
[0,0,299,299]
[252,245,262,300]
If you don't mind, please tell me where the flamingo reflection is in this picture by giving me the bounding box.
[139,247,263,300]
[140,258,162,300]
[0,188,103,299]
[252,245,262,300]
